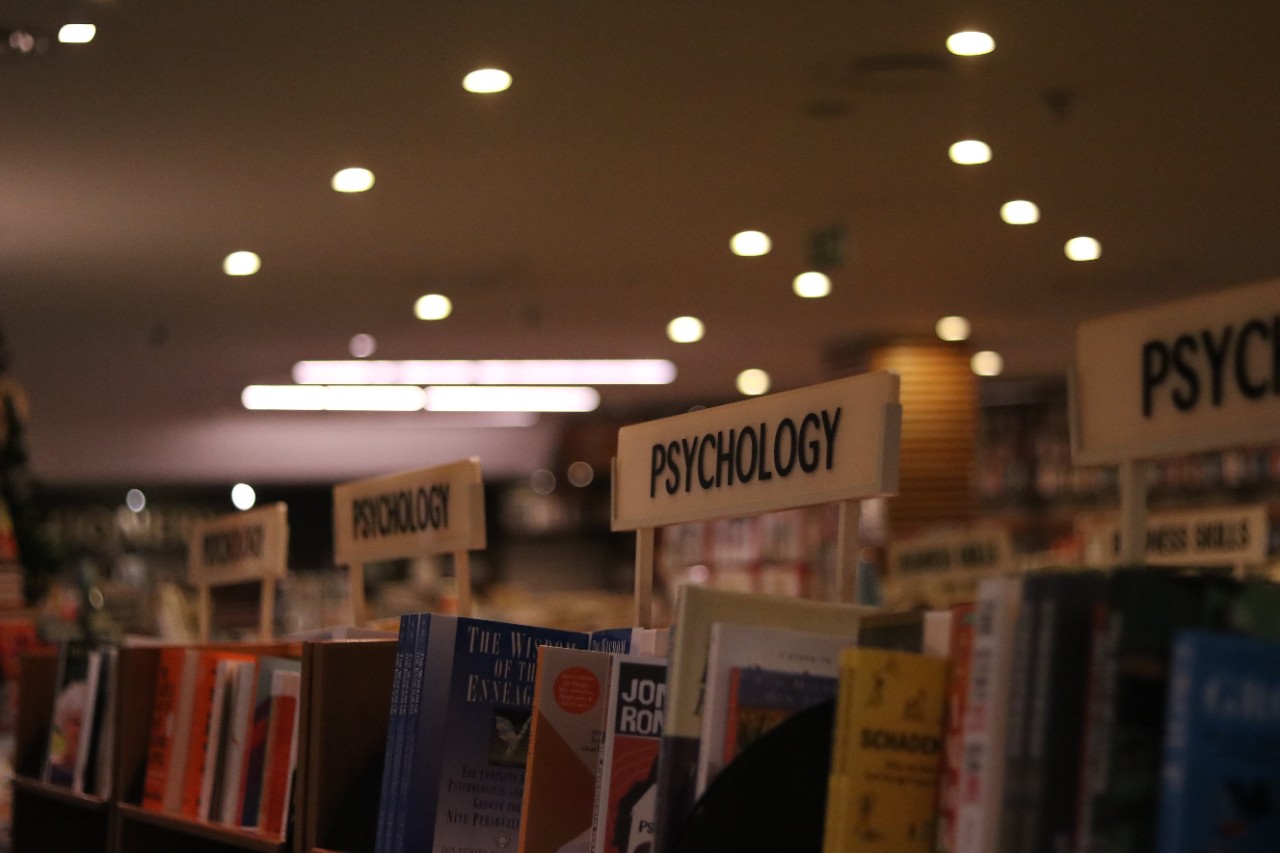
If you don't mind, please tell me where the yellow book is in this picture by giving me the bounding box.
[824,647,948,853]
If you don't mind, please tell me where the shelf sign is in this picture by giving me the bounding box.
[188,502,289,587]
[886,525,1012,578]
[1073,277,1280,465]
[333,457,486,565]
[1077,504,1269,568]
[612,371,901,530]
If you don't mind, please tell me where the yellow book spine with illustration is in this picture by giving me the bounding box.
[823,647,948,853]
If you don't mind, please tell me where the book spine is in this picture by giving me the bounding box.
[395,613,436,852]
[375,614,414,853]
[996,584,1041,853]
[164,649,201,812]
[180,655,220,816]
[219,660,258,824]
[197,662,234,820]
[1073,603,1116,853]
[72,650,103,794]
[142,650,181,809]
[259,672,301,837]
[237,689,272,826]
[1154,636,1194,853]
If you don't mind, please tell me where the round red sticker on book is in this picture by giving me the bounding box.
[553,666,601,714]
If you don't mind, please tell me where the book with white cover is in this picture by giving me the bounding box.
[218,659,259,823]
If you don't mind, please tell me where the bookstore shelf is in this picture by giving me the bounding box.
[115,802,285,853]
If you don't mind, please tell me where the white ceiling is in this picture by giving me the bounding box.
[4,1,1280,485]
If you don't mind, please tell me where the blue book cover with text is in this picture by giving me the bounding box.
[1157,629,1280,853]
[400,615,589,853]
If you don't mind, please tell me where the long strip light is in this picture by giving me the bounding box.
[242,384,599,413]
[424,386,600,412]
[292,359,676,386]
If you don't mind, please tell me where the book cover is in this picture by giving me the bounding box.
[399,615,590,853]
[654,586,869,852]
[518,645,612,853]
[935,602,975,853]
[181,650,256,817]
[258,668,302,838]
[721,668,836,770]
[1156,629,1280,852]
[217,657,258,824]
[696,621,849,796]
[592,655,666,853]
[822,646,947,853]
[41,640,95,788]
[238,655,301,827]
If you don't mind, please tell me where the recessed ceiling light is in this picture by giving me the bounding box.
[971,350,1004,376]
[1000,200,1040,225]
[1065,236,1102,261]
[792,271,832,299]
[424,386,600,413]
[935,316,971,342]
[736,368,771,396]
[57,23,95,44]
[231,483,257,511]
[949,140,991,165]
[946,31,994,56]
[730,231,771,257]
[125,489,146,513]
[223,251,261,276]
[667,316,705,343]
[349,334,377,358]
[414,293,453,320]
[332,167,375,193]
[294,358,676,385]
[463,68,512,93]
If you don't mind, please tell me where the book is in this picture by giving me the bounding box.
[518,645,612,853]
[954,575,1022,853]
[1156,630,1280,852]
[935,602,975,853]
[653,585,869,852]
[994,576,1041,853]
[821,646,947,853]
[41,640,95,788]
[181,650,256,817]
[238,655,302,827]
[396,615,590,853]
[258,668,302,837]
[375,613,420,853]
[217,658,258,824]
[588,627,670,658]
[857,609,953,657]
[592,655,666,853]
[89,646,118,799]
[163,647,203,812]
[71,648,103,794]
[695,622,849,796]
[198,658,245,820]
[141,646,191,810]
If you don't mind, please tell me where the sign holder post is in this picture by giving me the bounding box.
[333,458,487,623]
[187,502,290,642]
[1072,277,1280,565]
[612,372,902,627]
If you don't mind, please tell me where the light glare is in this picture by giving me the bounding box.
[414,294,453,320]
[463,68,512,93]
[666,316,705,344]
[730,231,772,257]
[349,334,377,358]
[1000,200,1040,225]
[948,140,992,165]
[935,316,971,342]
[971,351,1004,376]
[58,24,96,44]
[231,483,257,511]
[223,251,261,276]
[792,272,832,299]
[424,386,600,412]
[293,358,675,385]
[1065,236,1102,261]
[125,489,146,513]
[567,461,595,487]
[332,167,375,193]
[736,369,771,396]
[946,31,995,56]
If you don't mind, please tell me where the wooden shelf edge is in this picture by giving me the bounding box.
[116,802,285,853]
[10,775,110,811]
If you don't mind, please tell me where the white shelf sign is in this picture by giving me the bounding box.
[612,371,901,530]
[333,457,486,565]
[188,502,289,587]
[1077,504,1269,568]
[1074,277,1280,465]
[886,525,1013,578]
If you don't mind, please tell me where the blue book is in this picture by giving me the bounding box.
[396,615,589,853]
[1157,630,1280,852]
[374,614,418,853]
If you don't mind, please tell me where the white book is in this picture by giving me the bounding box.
[197,659,241,820]
[218,660,259,824]
[71,650,103,794]
[163,647,202,812]
[92,647,119,799]
[954,575,1024,853]
[695,622,849,797]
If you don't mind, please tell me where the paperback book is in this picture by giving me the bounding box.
[592,655,666,853]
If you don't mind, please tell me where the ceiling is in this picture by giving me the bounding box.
[4,0,1280,488]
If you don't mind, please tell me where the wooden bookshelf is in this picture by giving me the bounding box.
[115,803,285,853]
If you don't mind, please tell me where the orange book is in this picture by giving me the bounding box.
[258,669,301,837]
[180,651,256,817]
[141,647,187,810]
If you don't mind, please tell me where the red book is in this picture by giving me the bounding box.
[936,601,977,853]
[141,647,187,811]
[180,651,255,817]
[257,669,301,837]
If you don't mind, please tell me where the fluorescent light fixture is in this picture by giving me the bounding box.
[666,316,705,343]
[58,24,96,44]
[935,315,971,342]
[730,231,771,257]
[971,351,1004,376]
[946,31,994,56]
[463,68,512,93]
[231,483,257,511]
[424,386,600,412]
[1000,200,1040,225]
[223,251,261,276]
[1065,236,1102,261]
[792,271,832,298]
[242,385,427,411]
[414,293,453,320]
[948,140,991,165]
[736,368,771,396]
[332,167,375,193]
[292,358,676,385]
